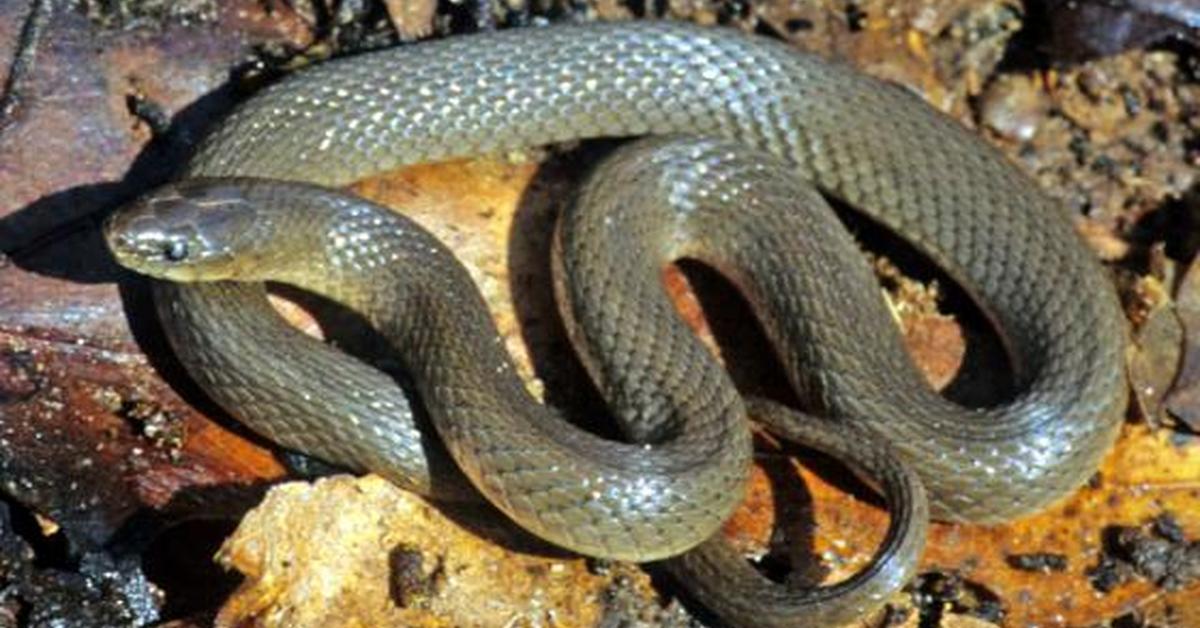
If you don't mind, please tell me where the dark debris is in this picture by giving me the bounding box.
[910,571,1005,627]
[880,603,913,627]
[0,499,162,627]
[0,348,41,404]
[1005,552,1069,573]
[95,388,186,458]
[387,543,442,609]
[597,568,702,628]
[125,93,173,138]
[1089,513,1200,593]
[73,0,220,29]
[1110,610,1152,628]
[844,2,866,32]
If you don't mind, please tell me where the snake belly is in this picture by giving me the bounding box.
[165,19,1127,523]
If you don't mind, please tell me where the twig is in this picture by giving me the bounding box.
[0,0,53,136]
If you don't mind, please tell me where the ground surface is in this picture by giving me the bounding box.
[1,1,1199,627]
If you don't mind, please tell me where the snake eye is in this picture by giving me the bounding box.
[162,239,189,262]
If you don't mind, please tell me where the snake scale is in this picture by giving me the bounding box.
[102,20,1127,626]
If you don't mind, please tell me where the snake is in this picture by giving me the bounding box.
[101,19,1127,626]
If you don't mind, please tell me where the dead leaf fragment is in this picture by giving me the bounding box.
[1042,0,1200,64]
[1075,216,1131,262]
[383,0,437,41]
[1129,288,1184,426]
[1165,257,1200,431]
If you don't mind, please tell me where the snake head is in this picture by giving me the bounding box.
[104,180,260,282]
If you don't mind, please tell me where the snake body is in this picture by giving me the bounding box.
[103,19,1127,626]
[108,139,929,625]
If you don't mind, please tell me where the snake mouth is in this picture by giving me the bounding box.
[104,217,186,263]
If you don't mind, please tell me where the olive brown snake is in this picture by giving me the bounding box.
[102,20,1127,626]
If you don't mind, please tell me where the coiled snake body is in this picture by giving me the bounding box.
[104,20,1127,626]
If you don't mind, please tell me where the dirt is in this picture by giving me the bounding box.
[1,0,1199,626]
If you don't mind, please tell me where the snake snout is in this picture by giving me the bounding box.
[103,199,184,271]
